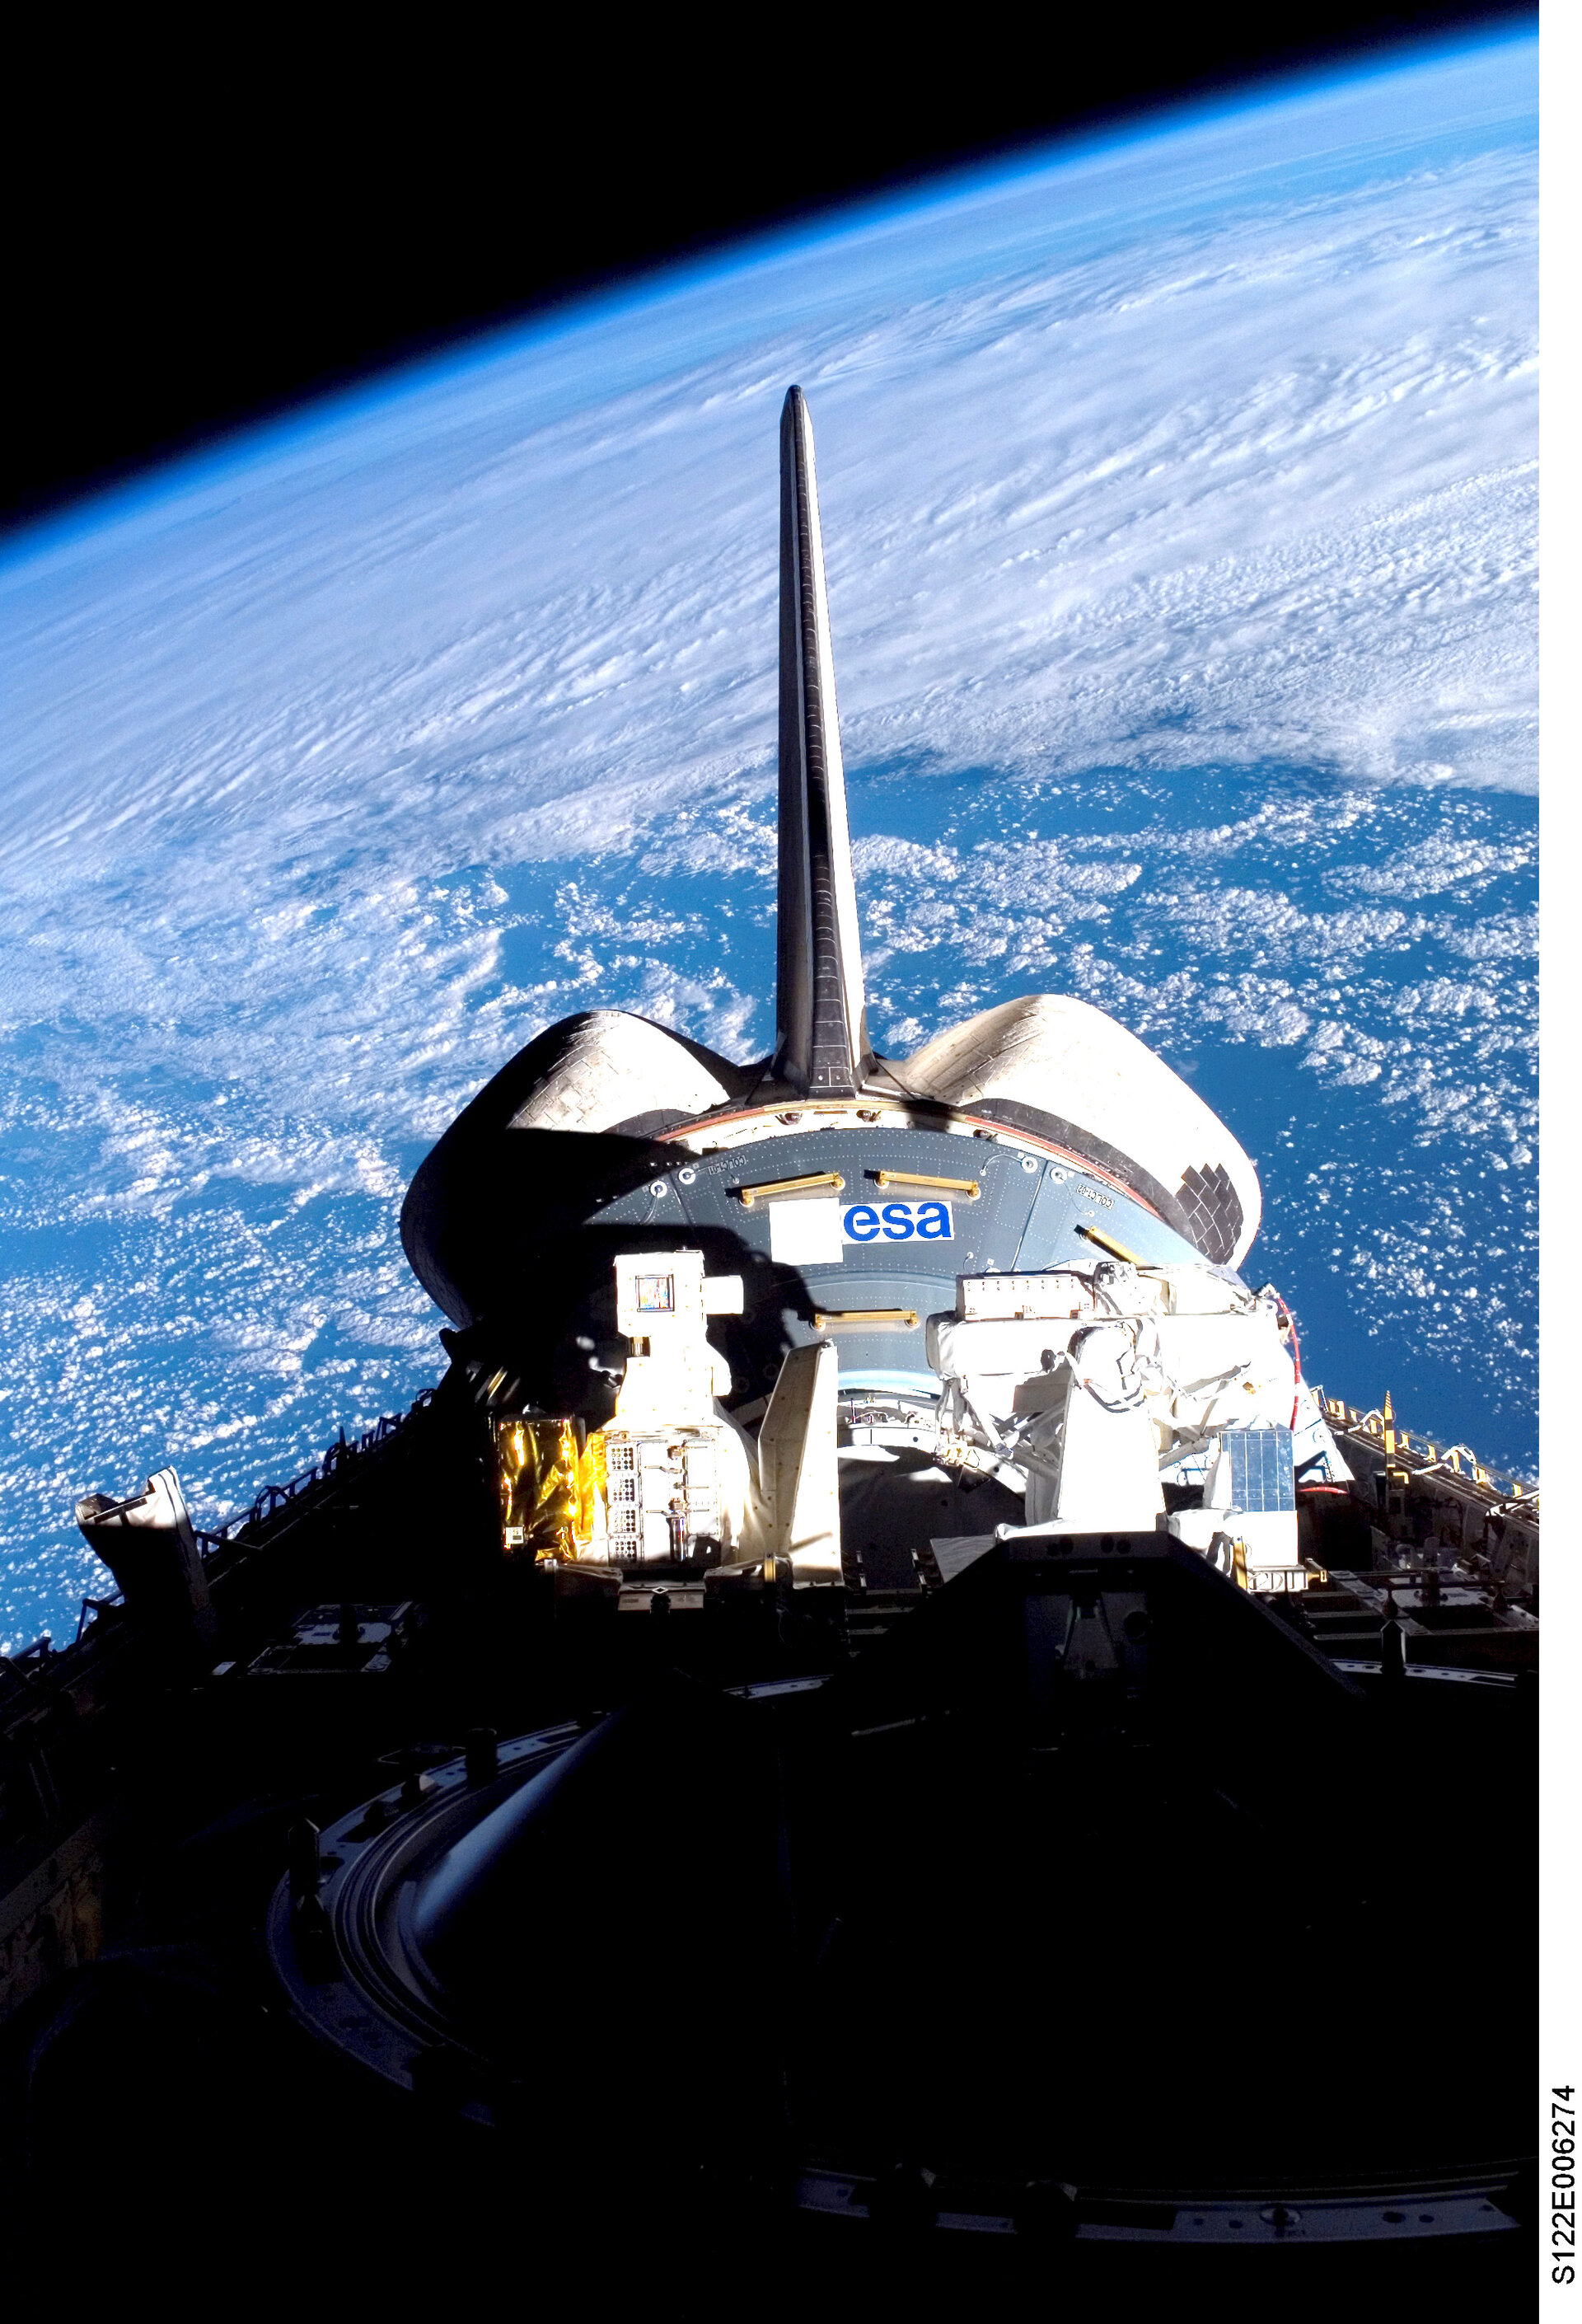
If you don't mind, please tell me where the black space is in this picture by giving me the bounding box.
[2,6,1531,536]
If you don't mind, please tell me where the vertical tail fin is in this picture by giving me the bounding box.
[775,387,873,1096]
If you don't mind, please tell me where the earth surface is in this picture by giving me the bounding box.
[0,31,1536,1651]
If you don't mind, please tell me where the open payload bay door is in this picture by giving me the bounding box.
[899,993,1261,1268]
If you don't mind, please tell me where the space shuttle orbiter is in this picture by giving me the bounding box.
[43,387,1524,2278]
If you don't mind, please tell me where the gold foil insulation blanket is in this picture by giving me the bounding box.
[494,1418,601,1558]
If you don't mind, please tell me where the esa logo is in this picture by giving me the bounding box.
[841,1200,953,1244]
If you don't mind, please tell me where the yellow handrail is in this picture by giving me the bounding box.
[1074,1222,1144,1265]
[737,1170,846,1207]
[813,1308,919,1330]
[871,1169,981,1199]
